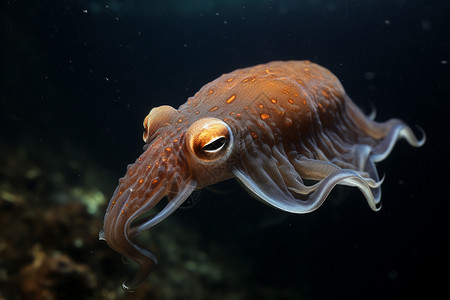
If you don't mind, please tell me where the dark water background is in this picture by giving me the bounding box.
[1,0,449,299]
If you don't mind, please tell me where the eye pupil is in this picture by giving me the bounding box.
[202,137,226,152]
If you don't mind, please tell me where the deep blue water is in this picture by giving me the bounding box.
[1,0,449,299]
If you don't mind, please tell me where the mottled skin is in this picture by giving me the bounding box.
[100,61,424,290]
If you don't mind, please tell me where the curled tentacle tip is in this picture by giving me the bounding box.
[121,281,137,293]
[98,230,105,241]
[415,125,426,147]
[377,174,386,187]
[374,202,382,211]
[368,196,382,212]
[368,102,377,121]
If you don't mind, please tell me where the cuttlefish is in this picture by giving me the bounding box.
[100,60,424,290]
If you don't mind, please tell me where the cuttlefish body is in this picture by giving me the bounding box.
[100,60,424,289]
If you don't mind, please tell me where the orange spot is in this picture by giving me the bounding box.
[284,118,293,127]
[271,98,277,104]
[227,78,234,82]
[282,89,289,95]
[165,147,172,152]
[128,170,133,175]
[209,106,218,112]
[260,113,270,120]
[294,93,299,97]
[250,77,256,82]
[244,106,249,110]
[258,104,263,108]
[152,179,158,185]
[147,165,151,169]
[178,119,182,123]
[288,99,294,104]
[321,90,329,98]
[303,99,307,105]
[242,78,250,83]
[195,111,199,114]
[173,139,179,142]
[138,178,144,184]
[138,157,141,161]
[209,90,214,94]
[121,210,124,214]
[236,113,241,118]
[226,94,236,104]
[119,191,123,195]
[297,79,304,85]
[251,132,258,139]
[318,103,323,109]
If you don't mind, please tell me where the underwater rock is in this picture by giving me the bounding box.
[14,246,97,300]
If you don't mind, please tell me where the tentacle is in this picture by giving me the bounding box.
[305,169,380,211]
[118,180,195,291]
[270,146,309,193]
[130,180,197,237]
[100,188,161,292]
[289,155,382,205]
[101,134,196,291]
[368,102,377,121]
[291,156,341,181]
[361,158,383,204]
[234,167,378,213]
[372,120,426,162]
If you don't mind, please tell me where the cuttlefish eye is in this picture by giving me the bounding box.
[186,117,234,163]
